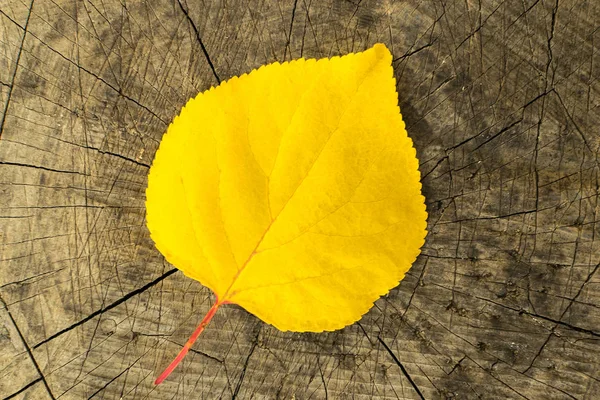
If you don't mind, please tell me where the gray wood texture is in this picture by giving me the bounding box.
[1,0,599,398]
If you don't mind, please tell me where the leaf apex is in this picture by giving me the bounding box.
[371,43,392,61]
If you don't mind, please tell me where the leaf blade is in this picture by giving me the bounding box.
[146,42,427,337]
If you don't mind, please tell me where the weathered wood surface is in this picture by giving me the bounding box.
[0,0,599,398]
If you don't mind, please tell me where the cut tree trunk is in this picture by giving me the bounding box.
[1,0,599,399]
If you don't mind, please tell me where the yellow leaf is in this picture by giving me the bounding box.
[146,43,427,384]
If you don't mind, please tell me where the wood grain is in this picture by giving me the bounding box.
[1,0,599,398]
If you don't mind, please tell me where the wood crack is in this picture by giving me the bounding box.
[231,327,260,399]
[176,0,221,84]
[0,0,34,141]
[0,295,55,400]
[2,377,42,400]
[32,269,177,349]
[377,336,425,400]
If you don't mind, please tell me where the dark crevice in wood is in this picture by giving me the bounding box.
[317,355,328,400]
[523,331,553,375]
[284,0,299,60]
[0,295,55,400]
[0,9,25,29]
[2,377,42,400]
[231,328,260,399]
[0,0,34,141]
[188,347,225,364]
[470,117,523,152]
[86,369,128,399]
[553,88,597,158]
[392,41,435,62]
[448,355,467,375]
[0,160,87,176]
[444,208,538,224]
[78,144,151,168]
[377,336,425,400]
[476,295,600,338]
[454,0,504,51]
[525,262,600,372]
[176,0,221,84]
[32,268,177,349]
[167,338,225,363]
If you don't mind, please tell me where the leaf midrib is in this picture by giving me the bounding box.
[219,56,382,301]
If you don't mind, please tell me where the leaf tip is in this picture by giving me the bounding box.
[371,43,392,62]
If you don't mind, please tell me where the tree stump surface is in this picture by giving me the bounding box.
[1,0,599,399]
